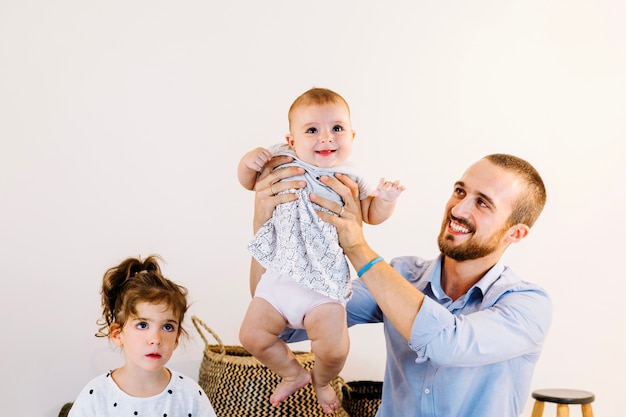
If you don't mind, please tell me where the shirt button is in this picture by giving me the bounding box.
[424,388,431,394]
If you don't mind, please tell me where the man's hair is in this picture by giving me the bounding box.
[484,154,547,228]
[288,87,350,129]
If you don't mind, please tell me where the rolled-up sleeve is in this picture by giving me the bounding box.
[408,284,552,367]
[409,296,457,363]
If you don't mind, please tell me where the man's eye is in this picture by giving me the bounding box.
[332,125,343,132]
[306,127,318,134]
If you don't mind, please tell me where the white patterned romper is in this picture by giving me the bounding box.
[248,144,375,316]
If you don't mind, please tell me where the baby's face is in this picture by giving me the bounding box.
[286,102,355,168]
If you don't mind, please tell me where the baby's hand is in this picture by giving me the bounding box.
[243,147,273,172]
[375,178,406,202]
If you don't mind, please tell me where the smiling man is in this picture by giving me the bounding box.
[251,153,551,417]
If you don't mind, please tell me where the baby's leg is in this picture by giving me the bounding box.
[304,303,349,414]
[239,297,311,407]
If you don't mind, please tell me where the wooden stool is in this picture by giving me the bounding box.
[531,389,595,417]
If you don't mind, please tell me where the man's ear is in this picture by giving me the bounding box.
[110,323,123,347]
[506,223,530,243]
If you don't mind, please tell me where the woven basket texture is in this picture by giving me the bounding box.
[58,402,73,417]
[340,380,382,417]
[192,316,349,417]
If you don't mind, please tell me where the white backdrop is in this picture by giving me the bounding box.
[1,1,625,416]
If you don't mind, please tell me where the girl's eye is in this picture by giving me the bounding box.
[137,322,148,330]
[332,125,343,132]
[306,127,318,134]
[163,323,176,332]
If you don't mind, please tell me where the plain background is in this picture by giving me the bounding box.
[1,1,625,416]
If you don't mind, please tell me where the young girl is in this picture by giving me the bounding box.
[68,255,217,417]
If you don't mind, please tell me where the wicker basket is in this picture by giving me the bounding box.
[192,316,349,417]
[340,380,383,417]
[58,402,73,417]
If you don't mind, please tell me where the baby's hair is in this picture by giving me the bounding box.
[96,255,189,340]
[288,87,350,130]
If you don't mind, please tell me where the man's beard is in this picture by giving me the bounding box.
[438,215,507,262]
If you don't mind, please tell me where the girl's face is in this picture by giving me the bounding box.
[112,302,180,373]
[286,102,355,168]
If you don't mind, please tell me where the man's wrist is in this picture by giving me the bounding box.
[357,257,384,277]
[347,244,380,275]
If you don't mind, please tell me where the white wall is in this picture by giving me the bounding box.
[1,1,624,416]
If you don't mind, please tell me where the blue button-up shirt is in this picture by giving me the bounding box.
[346,255,552,417]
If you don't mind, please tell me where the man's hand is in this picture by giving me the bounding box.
[310,173,365,256]
[252,155,305,232]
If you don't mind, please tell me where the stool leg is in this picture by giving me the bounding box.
[531,400,544,417]
[581,403,594,417]
[556,404,569,417]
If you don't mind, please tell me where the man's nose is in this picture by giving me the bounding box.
[451,197,473,218]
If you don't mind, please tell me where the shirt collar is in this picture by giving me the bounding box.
[426,254,507,303]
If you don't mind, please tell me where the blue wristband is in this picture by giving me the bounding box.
[357,256,384,278]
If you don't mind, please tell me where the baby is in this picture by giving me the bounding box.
[238,87,404,413]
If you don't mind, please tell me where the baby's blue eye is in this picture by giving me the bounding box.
[332,125,343,132]
[306,127,318,134]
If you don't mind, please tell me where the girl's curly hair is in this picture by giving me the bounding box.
[96,255,189,340]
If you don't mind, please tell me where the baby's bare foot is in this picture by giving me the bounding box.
[269,371,311,407]
[313,383,339,414]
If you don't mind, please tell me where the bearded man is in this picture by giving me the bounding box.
[250,154,550,417]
